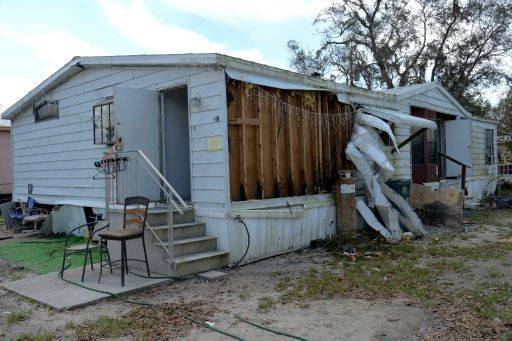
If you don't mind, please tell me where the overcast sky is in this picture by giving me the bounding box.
[0,0,330,114]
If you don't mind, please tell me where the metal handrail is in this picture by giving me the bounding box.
[102,148,190,263]
[133,149,189,214]
[438,152,471,194]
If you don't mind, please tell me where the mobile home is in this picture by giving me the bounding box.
[1,54,497,275]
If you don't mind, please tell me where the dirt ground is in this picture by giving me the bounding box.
[0,208,512,340]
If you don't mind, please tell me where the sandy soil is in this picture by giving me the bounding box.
[0,247,428,340]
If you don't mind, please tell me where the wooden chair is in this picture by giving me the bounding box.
[98,196,150,286]
[59,219,112,282]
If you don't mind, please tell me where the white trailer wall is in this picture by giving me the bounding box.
[10,66,229,212]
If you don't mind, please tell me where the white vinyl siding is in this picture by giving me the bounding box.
[11,66,228,210]
[471,121,498,177]
[407,88,461,116]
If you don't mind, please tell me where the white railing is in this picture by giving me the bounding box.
[498,163,512,176]
[103,149,189,262]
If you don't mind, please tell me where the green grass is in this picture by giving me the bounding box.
[467,209,512,225]
[74,316,132,339]
[0,236,102,275]
[257,296,275,312]
[6,311,31,324]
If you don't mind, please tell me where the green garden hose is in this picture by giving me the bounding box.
[235,314,310,341]
[59,276,245,340]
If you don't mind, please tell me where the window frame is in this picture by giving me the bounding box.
[33,100,59,123]
[485,128,494,164]
[93,101,115,145]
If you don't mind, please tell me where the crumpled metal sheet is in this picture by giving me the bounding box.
[351,124,395,180]
[361,106,438,130]
[355,111,398,152]
[347,107,427,241]
[380,182,426,237]
[355,198,392,240]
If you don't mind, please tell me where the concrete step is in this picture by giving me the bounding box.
[146,208,194,226]
[153,236,218,257]
[172,250,229,277]
[150,222,205,241]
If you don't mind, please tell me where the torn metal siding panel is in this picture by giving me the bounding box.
[347,106,428,241]
[351,125,395,180]
[355,112,398,152]
[355,199,391,239]
[361,107,437,129]
[380,183,426,237]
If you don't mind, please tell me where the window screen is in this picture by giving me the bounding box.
[34,101,59,122]
[93,102,115,145]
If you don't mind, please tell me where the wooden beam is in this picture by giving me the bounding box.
[391,128,427,154]
[228,118,261,125]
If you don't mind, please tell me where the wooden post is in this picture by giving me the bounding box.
[335,170,357,236]
[461,165,467,195]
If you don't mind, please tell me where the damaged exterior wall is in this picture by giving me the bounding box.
[227,80,353,201]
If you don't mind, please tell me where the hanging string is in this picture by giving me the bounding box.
[230,78,356,134]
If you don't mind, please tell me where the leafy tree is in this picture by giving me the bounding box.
[490,88,512,141]
[288,0,512,116]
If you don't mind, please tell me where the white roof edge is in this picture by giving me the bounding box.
[1,53,396,120]
[387,82,473,118]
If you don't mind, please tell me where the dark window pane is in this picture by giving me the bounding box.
[93,102,114,145]
[428,153,437,164]
[412,152,425,165]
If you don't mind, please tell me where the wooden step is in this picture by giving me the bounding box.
[150,222,205,241]
[153,236,217,256]
[171,250,229,277]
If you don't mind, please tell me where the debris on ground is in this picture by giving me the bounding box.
[409,183,464,228]
[73,300,215,340]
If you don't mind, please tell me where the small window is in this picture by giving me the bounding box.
[34,101,59,122]
[93,102,115,145]
[485,129,494,164]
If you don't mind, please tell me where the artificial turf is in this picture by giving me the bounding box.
[0,236,102,275]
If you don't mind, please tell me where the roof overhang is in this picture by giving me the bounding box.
[1,53,397,120]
